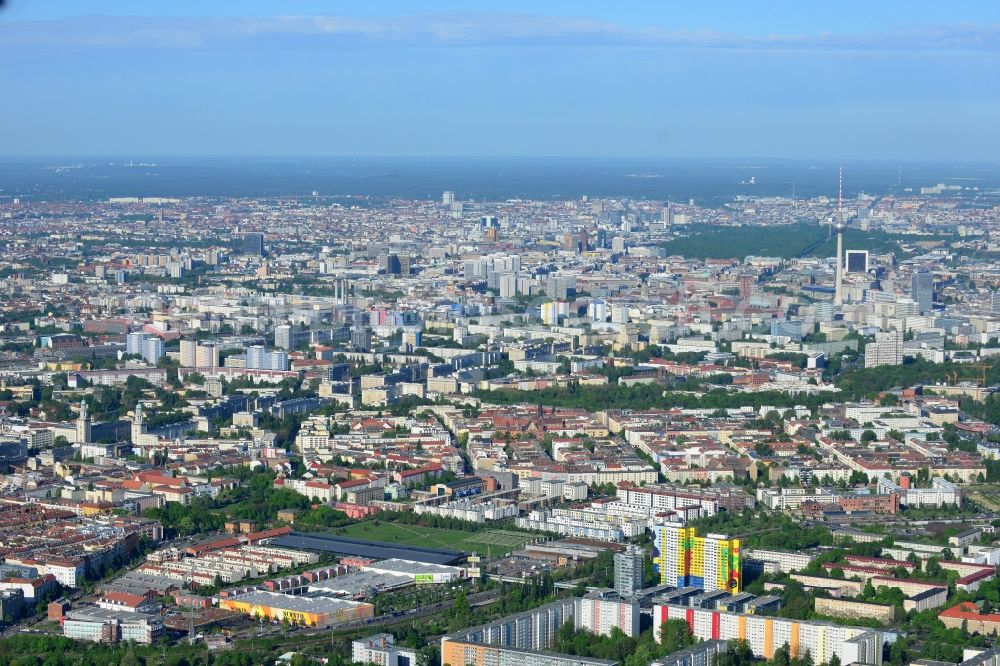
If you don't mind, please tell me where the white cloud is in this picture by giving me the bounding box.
[1,13,997,52]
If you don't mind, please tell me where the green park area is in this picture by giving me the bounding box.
[662,222,950,260]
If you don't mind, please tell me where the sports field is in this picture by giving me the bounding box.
[331,522,536,556]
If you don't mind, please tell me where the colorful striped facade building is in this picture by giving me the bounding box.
[652,523,742,593]
[441,594,639,666]
[653,603,883,666]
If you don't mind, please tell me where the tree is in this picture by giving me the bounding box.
[848,470,870,486]
[771,643,791,666]
[659,619,694,653]
[715,640,756,666]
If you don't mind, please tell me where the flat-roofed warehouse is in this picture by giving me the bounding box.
[218,590,373,627]
[271,532,466,565]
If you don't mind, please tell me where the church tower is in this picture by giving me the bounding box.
[76,400,91,444]
[131,403,145,444]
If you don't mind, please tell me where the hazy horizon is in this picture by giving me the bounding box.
[0,155,995,202]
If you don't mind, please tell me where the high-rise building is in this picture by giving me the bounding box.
[576,592,640,638]
[845,249,870,273]
[145,337,164,365]
[652,523,742,593]
[126,333,165,364]
[441,594,639,666]
[498,273,518,298]
[195,343,219,368]
[912,271,934,314]
[275,324,293,350]
[442,191,454,206]
[180,339,219,368]
[596,229,608,249]
[125,332,147,356]
[379,254,403,275]
[993,291,1000,313]
[814,302,836,323]
[351,327,372,352]
[241,232,264,257]
[546,275,576,300]
[245,346,289,371]
[864,330,904,369]
[769,320,804,341]
[540,302,558,326]
[179,339,197,367]
[614,546,644,597]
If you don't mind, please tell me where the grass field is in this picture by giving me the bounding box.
[967,486,1000,512]
[330,522,535,556]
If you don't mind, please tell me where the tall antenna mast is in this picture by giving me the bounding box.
[838,166,843,219]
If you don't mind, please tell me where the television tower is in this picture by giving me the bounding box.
[834,167,846,307]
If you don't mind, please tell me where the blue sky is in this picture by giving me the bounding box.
[1,1,998,159]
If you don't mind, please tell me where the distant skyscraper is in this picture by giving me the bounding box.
[596,229,608,249]
[912,271,934,314]
[241,232,264,257]
[614,546,644,597]
[992,291,1000,313]
[379,254,402,275]
[442,191,455,206]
